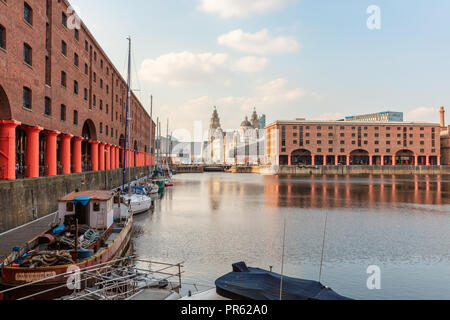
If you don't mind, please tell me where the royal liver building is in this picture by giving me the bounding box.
[204,107,266,165]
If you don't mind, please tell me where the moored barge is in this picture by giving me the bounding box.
[0,190,133,300]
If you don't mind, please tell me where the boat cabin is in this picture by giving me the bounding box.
[57,191,117,230]
[123,185,148,195]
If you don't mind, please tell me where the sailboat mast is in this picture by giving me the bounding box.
[149,95,153,175]
[169,131,173,167]
[156,117,160,166]
[122,37,132,192]
[127,37,132,196]
[159,119,162,165]
[166,119,169,167]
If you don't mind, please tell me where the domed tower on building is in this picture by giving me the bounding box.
[240,116,253,131]
[209,106,221,131]
[251,108,259,129]
[208,107,224,163]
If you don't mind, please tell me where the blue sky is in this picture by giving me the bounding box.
[70,0,450,139]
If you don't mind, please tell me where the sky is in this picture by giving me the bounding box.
[69,0,450,141]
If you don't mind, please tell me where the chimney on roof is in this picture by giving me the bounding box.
[440,106,445,128]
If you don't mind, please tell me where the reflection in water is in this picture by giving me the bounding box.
[209,179,222,211]
[133,173,450,300]
[264,175,447,209]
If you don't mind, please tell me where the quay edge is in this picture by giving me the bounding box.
[0,167,149,234]
[227,165,450,175]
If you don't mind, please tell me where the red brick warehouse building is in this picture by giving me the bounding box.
[266,119,442,166]
[0,0,155,180]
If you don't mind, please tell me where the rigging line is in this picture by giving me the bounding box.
[318,209,329,283]
[131,47,143,104]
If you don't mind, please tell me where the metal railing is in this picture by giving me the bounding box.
[0,256,184,301]
[15,165,27,179]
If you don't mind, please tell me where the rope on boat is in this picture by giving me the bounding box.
[21,251,74,268]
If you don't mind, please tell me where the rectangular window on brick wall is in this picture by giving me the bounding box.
[23,87,32,109]
[73,110,78,125]
[0,24,6,50]
[62,12,67,27]
[24,43,32,65]
[61,71,66,87]
[61,40,67,55]
[61,104,66,121]
[44,97,51,115]
[45,23,50,50]
[45,56,51,86]
[24,2,33,25]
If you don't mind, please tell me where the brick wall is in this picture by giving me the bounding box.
[0,0,154,151]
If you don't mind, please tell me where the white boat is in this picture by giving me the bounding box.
[122,186,153,215]
[146,183,159,194]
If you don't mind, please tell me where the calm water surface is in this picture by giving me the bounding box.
[133,173,450,300]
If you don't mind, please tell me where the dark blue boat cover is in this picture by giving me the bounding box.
[215,262,351,300]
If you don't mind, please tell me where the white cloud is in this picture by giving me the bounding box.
[232,56,269,73]
[253,78,307,103]
[218,29,301,54]
[215,78,312,123]
[139,51,230,86]
[139,51,271,86]
[406,107,439,122]
[197,0,292,18]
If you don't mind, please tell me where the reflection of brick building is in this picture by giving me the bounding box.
[0,0,154,180]
[266,117,442,166]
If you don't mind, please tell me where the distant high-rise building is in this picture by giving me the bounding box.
[344,111,404,122]
[259,115,266,129]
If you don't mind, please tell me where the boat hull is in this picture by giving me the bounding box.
[127,198,152,215]
[0,216,133,300]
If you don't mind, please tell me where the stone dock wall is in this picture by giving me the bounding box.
[181,164,450,175]
[0,167,149,233]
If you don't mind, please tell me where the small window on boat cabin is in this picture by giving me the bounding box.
[66,202,74,212]
[93,202,100,212]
